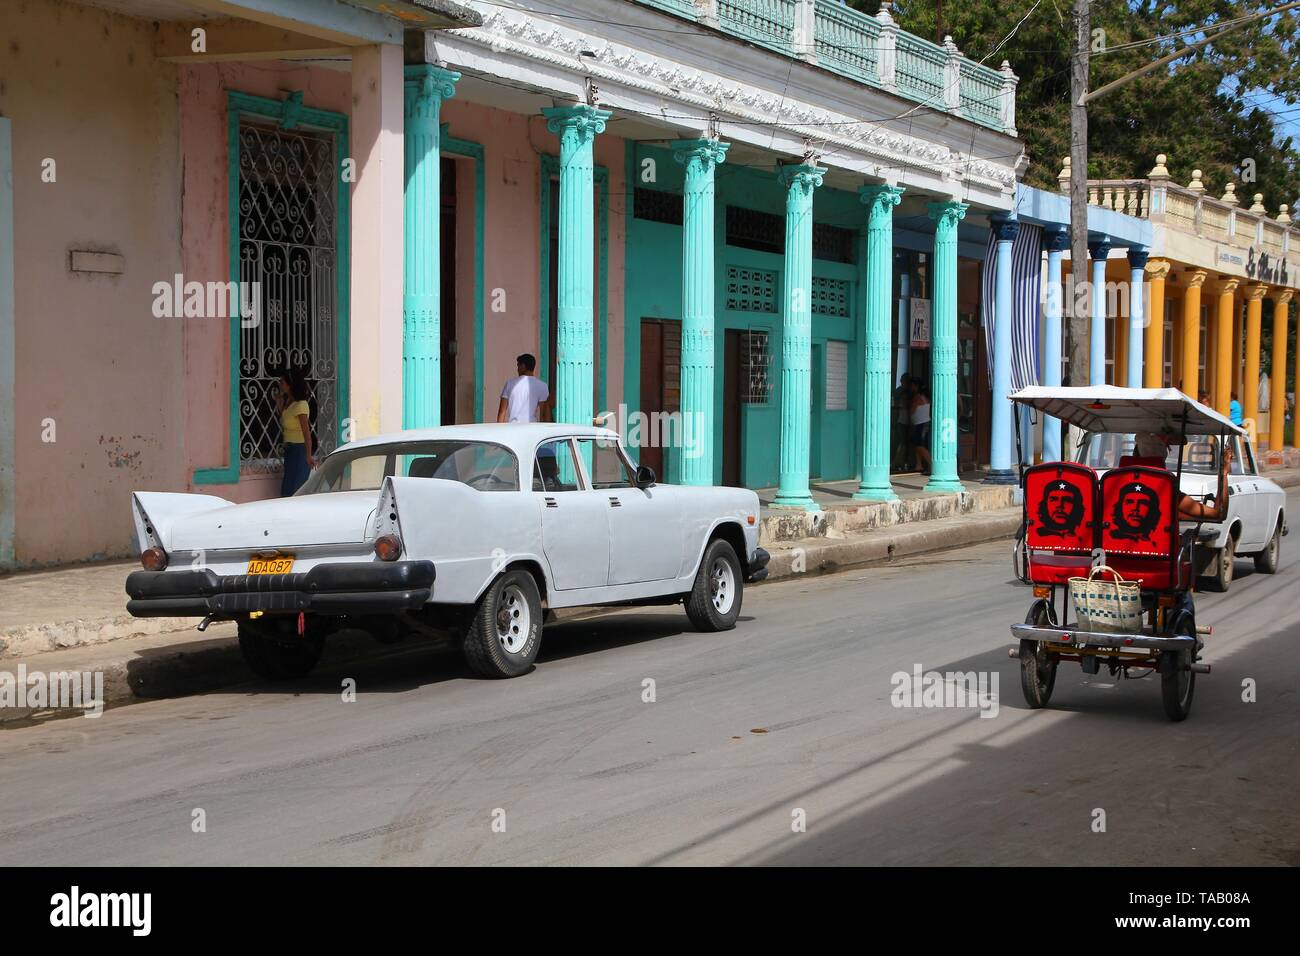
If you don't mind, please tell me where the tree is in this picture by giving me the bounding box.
[864,0,1300,209]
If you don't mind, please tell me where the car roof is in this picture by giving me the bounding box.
[334,422,622,457]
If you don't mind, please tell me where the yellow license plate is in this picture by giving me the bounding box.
[247,555,295,574]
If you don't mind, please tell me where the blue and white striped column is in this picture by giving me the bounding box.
[1041,226,1068,460]
[986,215,1018,484]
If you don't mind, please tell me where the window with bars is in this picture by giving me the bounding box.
[236,120,339,473]
[740,330,772,404]
[633,187,683,225]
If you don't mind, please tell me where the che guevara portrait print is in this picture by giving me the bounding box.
[1111,481,1162,542]
[1036,479,1086,539]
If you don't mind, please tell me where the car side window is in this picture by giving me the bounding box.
[577,438,635,490]
[1242,440,1258,475]
[1228,437,1245,476]
[533,439,582,492]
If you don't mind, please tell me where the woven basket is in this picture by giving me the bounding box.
[1069,565,1144,634]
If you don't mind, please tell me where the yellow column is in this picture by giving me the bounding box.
[1144,260,1170,387]
[1181,271,1207,398]
[1214,279,1239,416]
[1271,290,1292,451]
[1243,284,1266,440]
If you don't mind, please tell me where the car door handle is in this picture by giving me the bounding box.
[608,497,622,508]
[544,497,558,508]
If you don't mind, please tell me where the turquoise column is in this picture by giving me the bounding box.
[1089,237,1112,386]
[925,200,968,493]
[1041,226,1067,461]
[402,65,459,428]
[854,183,904,501]
[986,215,1018,484]
[772,163,826,511]
[673,138,729,485]
[543,105,610,427]
[1126,247,1148,387]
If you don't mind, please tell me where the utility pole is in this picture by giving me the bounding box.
[1068,0,1090,387]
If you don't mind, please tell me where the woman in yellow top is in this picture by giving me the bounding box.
[276,369,316,496]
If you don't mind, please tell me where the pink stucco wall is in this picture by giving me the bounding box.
[5,1,183,565]
[440,98,626,421]
[178,60,353,504]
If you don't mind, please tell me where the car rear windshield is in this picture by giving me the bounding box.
[298,440,520,494]
[1076,433,1243,475]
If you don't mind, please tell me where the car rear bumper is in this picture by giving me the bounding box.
[747,547,771,582]
[125,560,436,618]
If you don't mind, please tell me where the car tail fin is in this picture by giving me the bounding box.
[131,491,233,552]
[370,477,402,540]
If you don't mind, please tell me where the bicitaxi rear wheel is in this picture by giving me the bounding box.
[1019,599,1057,709]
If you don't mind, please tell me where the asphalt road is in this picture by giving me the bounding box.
[2,489,1297,866]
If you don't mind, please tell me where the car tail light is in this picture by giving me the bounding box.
[374,534,402,562]
[141,547,168,571]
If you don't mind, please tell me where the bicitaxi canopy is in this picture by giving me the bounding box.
[1009,385,1244,439]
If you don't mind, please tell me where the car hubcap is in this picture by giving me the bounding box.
[496,584,530,654]
[710,558,735,614]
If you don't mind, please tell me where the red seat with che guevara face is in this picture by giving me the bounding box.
[1099,466,1184,589]
[1023,463,1098,584]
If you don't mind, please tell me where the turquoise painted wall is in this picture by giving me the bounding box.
[624,144,864,488]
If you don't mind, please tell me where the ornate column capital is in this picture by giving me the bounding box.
[542,104,612,142]
[1274,289,1294,307]
[1246,283,1269,301]
[1088,237,1112,261]
[1218,277,1241,296]
[672,138,729,169]
[926,199,969,229]
[1145,258,1172,280]
[403,64,460,113]
[990,214,1019,243]
[778,162,826,194]
[1186,270,1208,289]
[858,183,904,218]
[1127,246,1149,269]
[1043,225,1070,252]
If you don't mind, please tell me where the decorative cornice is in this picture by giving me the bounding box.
[449,9,1016,191]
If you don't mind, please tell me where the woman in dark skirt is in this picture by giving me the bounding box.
[276,369,316,496]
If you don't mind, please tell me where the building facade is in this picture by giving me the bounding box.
[0,0,1023,569]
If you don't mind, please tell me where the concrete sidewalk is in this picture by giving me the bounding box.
[3,465,1297,724]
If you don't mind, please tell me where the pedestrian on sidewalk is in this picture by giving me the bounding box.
[276,368,315,497]
[497,353,550,423]
[1229,391,1243,426]
[910,379,932,475]
[893,375,914,472]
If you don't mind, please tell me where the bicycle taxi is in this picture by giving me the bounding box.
[1007,386,1237,721]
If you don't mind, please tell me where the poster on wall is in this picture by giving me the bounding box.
[909,297,931,349]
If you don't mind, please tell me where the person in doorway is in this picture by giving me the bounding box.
[497,353,550,423]
[893,376,914,471]
[276,369,315,497]
[909,379,932,475]
[1229,391,1243,426]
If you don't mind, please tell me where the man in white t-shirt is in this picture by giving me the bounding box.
[497,353,550,423]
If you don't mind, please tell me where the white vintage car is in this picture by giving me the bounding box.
[126,424,769,680]
[1077,430,1286,592]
